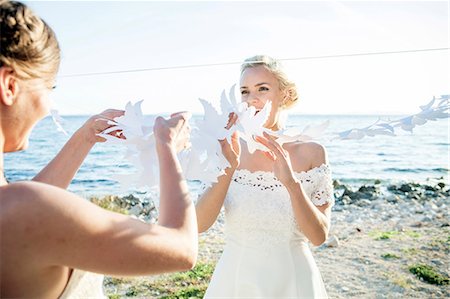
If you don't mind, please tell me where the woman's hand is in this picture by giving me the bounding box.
[255,132,298,189]
[219,131,241,169]
[153,112,191,152]
[219,112,240,169]
[80,109,125,144]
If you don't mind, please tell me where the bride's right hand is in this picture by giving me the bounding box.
[153,112,191,151]
[220,112,240,169]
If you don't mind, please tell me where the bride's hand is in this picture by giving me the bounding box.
[80,109,125,144]
[255,132,298,189]
[153,111,191,152]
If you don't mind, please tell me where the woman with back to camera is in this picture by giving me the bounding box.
[0,1,197,297]
[196,55,333,298]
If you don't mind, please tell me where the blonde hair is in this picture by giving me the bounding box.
[0,0,60,88]
[241,55,298,109]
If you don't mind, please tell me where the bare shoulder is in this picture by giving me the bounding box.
[1,181,52,219]
[1,181,88,220]
[283,141,328,171]
[0,181,99,246]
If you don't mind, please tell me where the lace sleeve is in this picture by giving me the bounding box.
[310,165,334,206]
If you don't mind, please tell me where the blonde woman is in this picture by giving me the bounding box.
[196,55,333,298]
[0,1,197,297]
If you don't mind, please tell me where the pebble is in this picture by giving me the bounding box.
[325,235,340,248]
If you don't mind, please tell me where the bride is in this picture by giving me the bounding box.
[196,55,333,298]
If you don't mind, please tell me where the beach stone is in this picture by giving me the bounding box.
[399,184,413,193]
[410,221,423,227]
[387,184,398,192]
[431,259,444,266]
[395,223,404,231]
[129,205,141,215]
[333,205,344,212]
[421,215,433,222]
[333,179,343,189]
[358,185,378,194]
[356,199,371,207]
[341,195,352,205]
[437,182,446,189]
[424,185,437,192]
[345,215,356,222]
[386,194,400,203]
[325,235,340,248]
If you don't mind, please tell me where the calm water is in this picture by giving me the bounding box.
[4,115,449,198]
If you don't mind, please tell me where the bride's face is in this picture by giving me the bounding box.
[239,65,285,130]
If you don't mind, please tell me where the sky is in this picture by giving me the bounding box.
[24,0,449,116]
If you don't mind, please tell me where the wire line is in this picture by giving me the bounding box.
[58,47,450,78]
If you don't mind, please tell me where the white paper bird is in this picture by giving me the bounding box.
[177,97,234,186]
[235,102,272,153]
[180,86,272,186]
[334,95,449,140]
[274,120,330,144]
[50,109,69,136]
[98,101,159,190]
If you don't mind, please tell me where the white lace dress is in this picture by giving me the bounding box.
[59,269,105,299]
[204,164,334,299]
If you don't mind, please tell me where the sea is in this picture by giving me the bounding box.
[4,115,449,199]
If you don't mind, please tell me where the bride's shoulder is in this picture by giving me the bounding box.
[284,141,328,170]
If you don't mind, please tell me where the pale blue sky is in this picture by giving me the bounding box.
[25,0,449,115]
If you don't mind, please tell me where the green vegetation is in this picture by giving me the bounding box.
[404,231,421,238]
[106,262,215,298]
[409,264,449,285]
[381,253,400,259]
[369,230,399,240]
[401,247,419,255]
[369,230,422,240]
[160,285,207,299]
[383,271,412,289]
[90,195,129,214]
[151,262,214,298]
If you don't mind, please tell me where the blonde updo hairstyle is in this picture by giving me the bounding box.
[240,55,298,110]
[0,0,60,88]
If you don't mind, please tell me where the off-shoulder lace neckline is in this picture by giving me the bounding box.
[235,163,329,177]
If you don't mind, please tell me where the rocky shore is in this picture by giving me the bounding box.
[99,178,449,298]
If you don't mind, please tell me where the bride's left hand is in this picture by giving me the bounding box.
[255,132,298,189]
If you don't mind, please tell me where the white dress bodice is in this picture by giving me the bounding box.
[59,269,105,299]
[224,163,334,247]
[204,163,334,298]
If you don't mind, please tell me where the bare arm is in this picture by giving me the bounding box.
[154,113,198,265]
[196,167,235,233]
[285,181,332,246]
[33,110,124,189]
[256,133,331,246]
[1,182,195,276]
[195,132,240,233]
[1,113,197,276]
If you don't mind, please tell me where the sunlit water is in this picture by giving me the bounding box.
[4,115,448,199]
